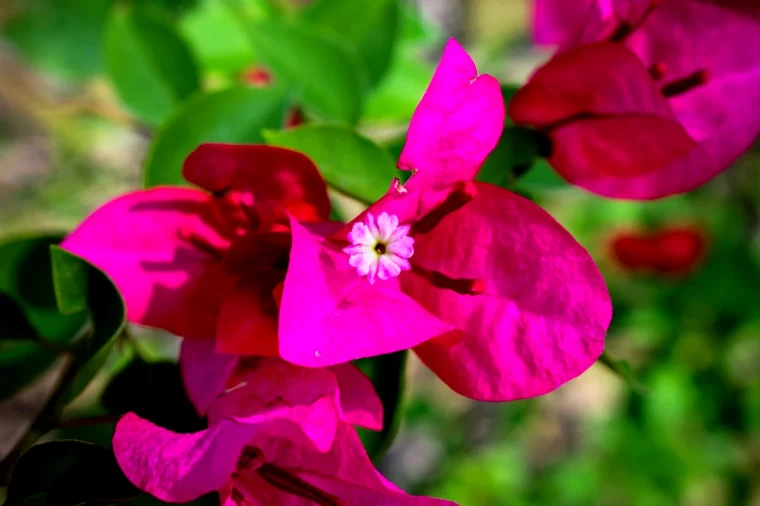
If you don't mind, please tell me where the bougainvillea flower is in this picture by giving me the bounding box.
[610,226,707,277]
[62,144,331,355]
[179,338,383,430]
[277,39,612,401]
[241,66,274,87]
[513,0,760,199]
[113,358,454,506]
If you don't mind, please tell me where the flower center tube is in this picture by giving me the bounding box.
[343,212,414,284]
[609,0,660,42]
[344,181,486,294]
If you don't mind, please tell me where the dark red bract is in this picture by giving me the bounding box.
[610,226,707,277]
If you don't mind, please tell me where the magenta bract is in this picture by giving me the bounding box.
[113,358,452,505]
[62,145,332,354]
[63,38,611,403]
[517,0,760,199]
[278,39,612,401]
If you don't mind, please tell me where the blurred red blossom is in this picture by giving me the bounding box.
[240,66,273,87]
[609,225,708,277]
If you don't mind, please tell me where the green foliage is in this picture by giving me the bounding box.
[264,124,400,202]
[0,235,87,400]
[355,351,408,460]
[478,126,548,188]
[143,86,289,187]
[0,342,58,401]
[599,351,648,395]
[244,20,364,124]
[2,0,113,81]
[4,441,141,506]
[179,1,255,75]
[362,2,438,124]
[302,0,400,86]
[49,247,126,403]
[0,293,39,340]
[104,6,200,126]
[0,235,88,343]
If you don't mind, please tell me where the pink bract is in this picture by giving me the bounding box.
[63,37,611,402]
[113,358,452,506]
[278,39,612,401]
[62,145,331,350]
[179,339,383,430]
[516,0,760,199]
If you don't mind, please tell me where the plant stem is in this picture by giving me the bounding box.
[0,355,79,485]
[54,413,121,430]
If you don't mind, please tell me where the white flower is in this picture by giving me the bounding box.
[342,212,414,284]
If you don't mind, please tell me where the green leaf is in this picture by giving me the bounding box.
[363,50,433,124]
[244,21,364,124]
[477,126,546,188]
[105,6,201,125]
[361,3,438,124]
[0,234,88,400]
[599,351,649,395]
[50,247,126,403]
[355,350,408,460]
[264,124,399,202]
[0,292,39,340]
[302,0,400,86]
[4,441,141,506]
[516,159,568,190]
[0,235,87,344]
[102,360,204,433]
[132,0,199,18]
[179,0,255,75]
[0,342,58,400]
[2,0,113,81]
[143,86,289,187]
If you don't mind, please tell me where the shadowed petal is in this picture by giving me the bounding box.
[183,144,331,224]
[62,188,235,338]
[216,274,282,357]
[180,339,238,416]
[330,364,383,430]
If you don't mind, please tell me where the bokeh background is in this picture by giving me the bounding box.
[1,1,759,505]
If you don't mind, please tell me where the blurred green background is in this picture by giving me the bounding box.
[0,1,758,505]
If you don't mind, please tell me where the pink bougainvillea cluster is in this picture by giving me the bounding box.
[515,0,760,199]
[62,38,615,505]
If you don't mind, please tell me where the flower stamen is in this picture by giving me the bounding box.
[343,212,414,284]
[661,69,711,98]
